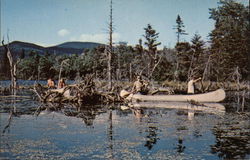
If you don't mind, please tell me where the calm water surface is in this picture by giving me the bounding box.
[0,81,249,160]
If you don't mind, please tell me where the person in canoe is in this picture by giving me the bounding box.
[187,77,201,94]
[132,75,148,94]
[47,78,56,89]
[58,78,66,89]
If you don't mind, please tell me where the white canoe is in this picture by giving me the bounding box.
[122,89,226,103]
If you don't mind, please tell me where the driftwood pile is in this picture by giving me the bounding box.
[34,75,121,104]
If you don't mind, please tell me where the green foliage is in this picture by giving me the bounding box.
[4,0,248,82]
[20,49,25,59]
[142,24,162,78]
[175,42,192,81]
[143,24,161,55]
[16,47,108,80]
[0,49,10,79]
[190,34,206,78]
[135,39,143,55]
[209,0,249,80]
[173,15,188,43]
[152,55,173,81]
[17,56,38,80]
[38,55,56,79]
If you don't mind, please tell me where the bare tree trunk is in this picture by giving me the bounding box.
[129,63,132,82]
[37,65,41,81]
[147,63,150,78]
[187,52,195,80]
[58,59,69,88]
[148,55,162,80]
[7,50,15,93]
[107,0,113,90]
[174,59,179,81]
[108,49,112,89]
[117,51,121,81]
[2,40,18,94]
[235,66,240,107]
[2,40,19,115]
[202,55,211,81]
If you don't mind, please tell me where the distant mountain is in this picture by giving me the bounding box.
[0,41,104,58]
[54,41,102,50]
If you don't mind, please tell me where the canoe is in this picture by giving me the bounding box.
[128,102,225,114]
[122,88,226,103]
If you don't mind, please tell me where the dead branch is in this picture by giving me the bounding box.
[148,54,163,80]
[32,73,120,104]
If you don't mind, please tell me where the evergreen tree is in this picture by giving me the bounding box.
[143,24,161,78]
[135,39,143,55]
[144,24,161,56]
[175,42,192,81]
[189,33,206,78]
[173,15,188,81]
[209,0,249,80]
[20,49,25,59]
[0,48,10,79]
[174,15,188,43]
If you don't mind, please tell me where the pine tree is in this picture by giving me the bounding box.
[173,15,188,43]
[189,33,206,79]
[209,0,249,80]
[173,15,188,81]
[0,46,10,79]
[20,49,25,59]
[144,24,161,56]
[143,24,161,78]
[175,42,192,81]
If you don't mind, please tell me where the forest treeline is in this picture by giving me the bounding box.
[0,0,249,82]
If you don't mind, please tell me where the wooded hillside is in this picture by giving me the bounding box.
[0,0,249,82]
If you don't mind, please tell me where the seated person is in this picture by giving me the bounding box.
[132,76,148,94]
[58,78,66,89]
[47,78,56,89]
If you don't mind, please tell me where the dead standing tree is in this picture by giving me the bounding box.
[1,40,20,94]
[1,39,20,127]
[106,0,114,90]
[57,59,69,88]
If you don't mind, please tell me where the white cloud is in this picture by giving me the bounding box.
[58,29,70,37]
[70,33,121,43]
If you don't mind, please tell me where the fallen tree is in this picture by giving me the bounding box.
[33,74,121,104]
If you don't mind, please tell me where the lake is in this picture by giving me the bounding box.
[0,81,250,159]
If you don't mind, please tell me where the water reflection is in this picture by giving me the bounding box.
[144,125,159,150]
[38,103,108,127]
[130,102,226,116]
[188,110,194,120]
[211,113,250,159]
[107,110,114,159]
[129,107,160,150]
[176,138,186,153]
[131,108,145,120]
[1,94,250,159]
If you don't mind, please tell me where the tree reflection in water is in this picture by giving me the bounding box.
[1,96,250,159]
[144,125,159,150]
[36,102,107,127]
[211,113,250,159]
[176,138,186,153]
[131,108,160,150]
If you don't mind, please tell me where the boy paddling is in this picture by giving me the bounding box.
[187,77,201,94]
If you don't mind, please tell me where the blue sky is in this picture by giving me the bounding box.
[0,0,248,48]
